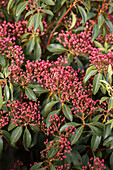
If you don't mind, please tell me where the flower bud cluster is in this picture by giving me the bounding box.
[0,110,9,130]
[7,99,40,127]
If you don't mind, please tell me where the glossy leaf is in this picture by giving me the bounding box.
[47,44,66,53]
[78,6,87,26]
[83,69,97,84]
[41,0,55,5]
[27,37,35,54]
[29,125,40,133]
[71,126,83,145]
[43,9,54,17]
[91,24,99,42]
[98,14,104,29]
[30,162,43,170]
[50,164,56,170]
[69,11,76,29]
[104,124,111,139]
[0,136,3,155]
[91,135,101,151]
[10,126,23,145]
[4,84,10,101]
[44,101,59,113]
[34,13,42,31]
[2,130,10,143]
[33,85,48,94]
[110,152,113,168]
[34,41,42,60]
[103,136,113,146]
[93,73,102,95]
[100,96,109,104]
[88,125,102,136]
[23,128,31,149]
[63,104,73,121]
[16,1,27,16]
[0,85,3,109]
[25,87,37,102]
[104,18,113,32]
[108,97,113,111]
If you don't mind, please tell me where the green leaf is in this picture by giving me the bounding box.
[71,126,83,145]
[25,87,37,101]
[27,37,35,54]
[43,9,54,17]
[8,123,16,131]
[16,1,27,16]
[0,85,3,109]
[30,162,43,170]
[92,114,102,122]
[10,126,23,145]
[33,85,48,94]
[46,110,60,128]
[103,136,113,146]
[108,97,113,111]
[71,149,82,165]
[100,96,109,104]
[34,41,42,61]
[83,69,97,84]
[93,73,102,95]
[25,10,34,19]
[76,57,83,71]
[7,0,13,14]
[23,128,31,149]
[69,11,76,29]
[27,15,34,28]
[41,0,55,5]
[47,44,66,53]
[86,65,97,75]
[44,101,59,113]
[60,122,80,132]
[88,125,102,136]
[0,136,3,155]
[87,12,96,20]
[48,144,59,159]
[34,13,42,31]
[63,104,73,121]
[91,24,99,42]
[78,6,87,26]
[4,84,10,101]
[90,122,104,129]
[104,18,113,32]
[110,152,113,168]
[98,14,104,29]
[2,130,10,143]
[104,124,111,139]
[72,26,85,33]
[94,41,104,49]
[91,135,101,151]
[29,125,40,133]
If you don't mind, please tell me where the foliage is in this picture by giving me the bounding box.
[0,0,113,169]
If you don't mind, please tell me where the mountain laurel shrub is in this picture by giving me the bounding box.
[0,0,113,169]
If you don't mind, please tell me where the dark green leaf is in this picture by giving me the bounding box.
[4,84,10,101]
[93,73,102,95]
[8,123,16,131]
[76,57,83,71]
[50,164,56,170]
[47,44,66,53]
[91,135,101,151]
[2,130,10,143]
[63,104,73,121]
[25,87,37,101]
[27,37,35,54]
[71,149,82,165]
[0,136,3,155]
[110,152,113,168]
[104,124,111,139]
[98,14,104,29]
[71,126,84,145]
[88,125,102,136]
[16,1,27,16]
[27,15,34,28]
[78,6,87,26]
[100,96,109,104]
[44,101,59,113]
[83,69,97,84]
[33,85,48,94]
[72,26,85,33]
[108,97,113,111]
[30,162,43,170]
[10,126,23,144]
[103,136,113,146]
[91,24,99,42]
[30,125,40,133]
[92,114,102,122]
[43,9,54,16]
[0,85,3,109]
[23,128,31,149]
[34,41,42,60]
[90,122,104,129]
[34,13,42,31]
[41,0,55,5]
[104,18,113,32]
[48,144,59,159]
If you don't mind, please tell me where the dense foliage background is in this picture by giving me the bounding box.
[1,0,113,169]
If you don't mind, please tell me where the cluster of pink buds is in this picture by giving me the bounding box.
[56,164,70,170]
[82,157,106,170]
[105,33,113,44]
[41,114,76,161]
[7,99,40,127]
[0,110,9,130]
[10,160,26,170]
